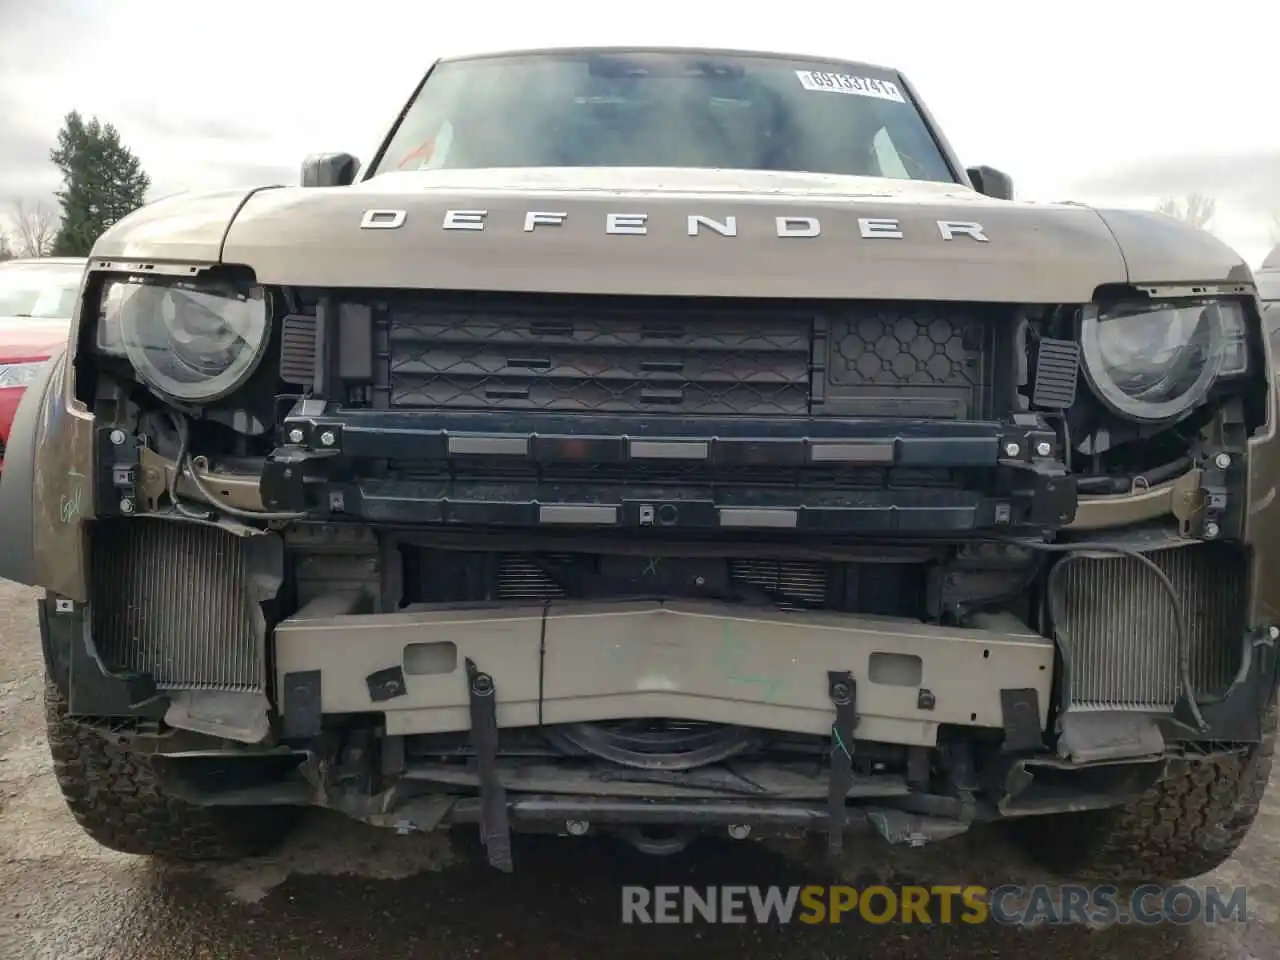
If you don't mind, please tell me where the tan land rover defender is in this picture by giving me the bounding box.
[2,47,1277,880]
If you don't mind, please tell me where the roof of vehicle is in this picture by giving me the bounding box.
[1262,243,1280,272]
[435,45,901,76]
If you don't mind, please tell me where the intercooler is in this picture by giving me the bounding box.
[495,555,830,609]
[1053,543,1246,711]
[89,518,265,693]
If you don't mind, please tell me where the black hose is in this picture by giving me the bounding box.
[165,411,215,521]
[1076,456,1194,495]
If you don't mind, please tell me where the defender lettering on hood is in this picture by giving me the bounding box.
[359,207,992,242]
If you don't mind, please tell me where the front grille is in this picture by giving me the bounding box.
[90,519,264,693]
[387,294,811,415]
[378,292,995,418]
[1054,543,1246,711]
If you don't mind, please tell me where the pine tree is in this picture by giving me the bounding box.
[49,111,151,256]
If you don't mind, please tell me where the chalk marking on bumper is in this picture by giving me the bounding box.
[273,600,1054,747]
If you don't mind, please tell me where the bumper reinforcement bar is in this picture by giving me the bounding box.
[261,404,1077,532]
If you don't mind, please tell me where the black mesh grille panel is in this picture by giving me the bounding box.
[1054,543,1246,711]
[818,302,993,418]
[386,295,813,415]
[376,293,999,419]
[90,519,264,692]
[827,308,981,388]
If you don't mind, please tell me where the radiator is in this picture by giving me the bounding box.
[90,518,265,693]
[1054,543,1246,711]
[493,553,829,609]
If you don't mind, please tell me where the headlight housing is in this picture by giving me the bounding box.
[1079,299,1248,423]
[0,362,48,390]
[98,279,272,402]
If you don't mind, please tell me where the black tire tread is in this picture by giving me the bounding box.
[1021,701,1276,882]
[44,682,295,861]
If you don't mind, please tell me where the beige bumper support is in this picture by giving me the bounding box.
[273,599,1054,748]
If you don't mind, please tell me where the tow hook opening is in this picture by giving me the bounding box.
[619,825,697,856]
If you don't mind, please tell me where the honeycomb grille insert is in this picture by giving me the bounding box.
[827,309,981,388]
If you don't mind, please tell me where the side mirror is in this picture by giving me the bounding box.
[301,152,360,188]
[966,165,1014,201]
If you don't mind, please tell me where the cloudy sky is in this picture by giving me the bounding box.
[2,0,1277,264]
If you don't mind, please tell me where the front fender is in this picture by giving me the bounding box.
[0,351,93,598]
[0,352,64,586]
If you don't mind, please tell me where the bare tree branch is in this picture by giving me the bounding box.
[7,199,58,258]
[1156,193,1216,231]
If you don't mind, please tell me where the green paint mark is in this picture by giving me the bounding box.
[716,622,788,701]
[58,487,83,524]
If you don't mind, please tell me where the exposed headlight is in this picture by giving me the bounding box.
[1079,299,1248,422]
[0,361,48,390]
[99,279,271,402]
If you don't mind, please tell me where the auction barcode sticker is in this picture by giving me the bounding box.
[795,70,905,103]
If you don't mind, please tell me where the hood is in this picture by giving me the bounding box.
[91,188,264,263]
[96,168,1252,303]
[0,319,69,363]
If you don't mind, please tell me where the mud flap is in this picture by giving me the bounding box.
[465,657,513,872]
[826,670,859,856]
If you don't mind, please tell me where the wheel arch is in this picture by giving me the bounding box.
[0,349,65,587]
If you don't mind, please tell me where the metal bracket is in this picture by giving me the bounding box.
[1069,467,1203,532]
[465,658,513,872]
[96,427,141,517]
[825,670,859,856]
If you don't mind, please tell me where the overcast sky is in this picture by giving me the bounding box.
[2,0,1277,264]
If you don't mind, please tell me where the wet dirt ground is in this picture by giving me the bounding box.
[2,578,1278,960]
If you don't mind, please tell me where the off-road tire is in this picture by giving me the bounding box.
[1015,701,1276,882]
[45,682,298,860]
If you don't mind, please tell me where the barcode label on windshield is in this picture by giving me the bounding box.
[795,70,905,102]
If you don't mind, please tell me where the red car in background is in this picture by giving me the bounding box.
[0,257,86,471]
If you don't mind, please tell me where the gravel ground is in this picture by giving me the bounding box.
[2,577,1278,959]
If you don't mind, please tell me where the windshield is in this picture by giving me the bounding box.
[0,261,83,323]
[371,50,956,183]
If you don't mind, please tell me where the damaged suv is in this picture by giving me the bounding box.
[2,47,1277,880]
